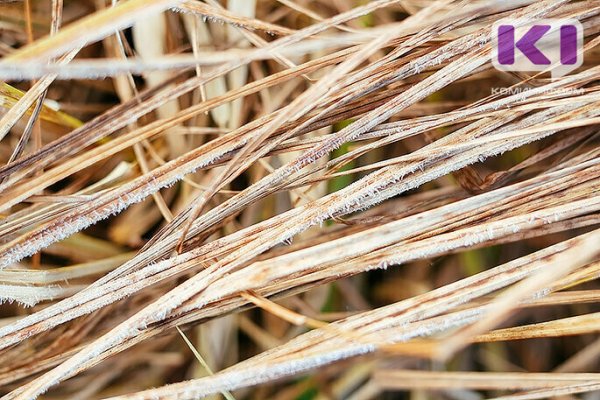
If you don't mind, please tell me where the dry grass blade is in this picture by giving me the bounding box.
[472,312,600,342]
[1,0,181,62]
[372,370,600,390]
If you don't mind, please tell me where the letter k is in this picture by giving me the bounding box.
[498,25,551,65]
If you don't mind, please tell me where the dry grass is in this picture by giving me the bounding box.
[0,0,599,399]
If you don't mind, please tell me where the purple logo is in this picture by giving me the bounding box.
[492,19,583,77]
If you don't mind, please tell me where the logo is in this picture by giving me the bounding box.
[492,19,583,77]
